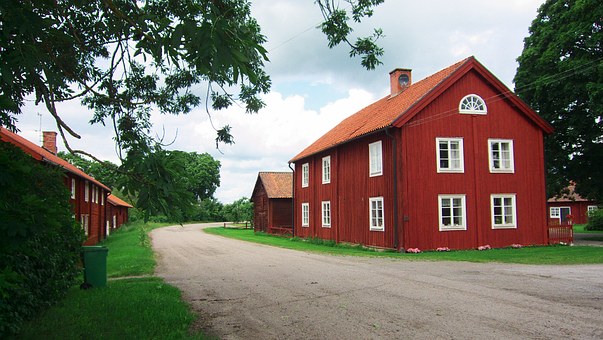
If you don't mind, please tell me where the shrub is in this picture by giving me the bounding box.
[586,208,603,231]
[0,143,83,336]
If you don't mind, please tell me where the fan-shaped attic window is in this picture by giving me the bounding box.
[459,94,487,115]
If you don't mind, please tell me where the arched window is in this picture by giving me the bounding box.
[459,94,487,114]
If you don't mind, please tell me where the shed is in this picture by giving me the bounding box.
[107,194,133,234]
[547,183,598,225]
[251,172,293,234]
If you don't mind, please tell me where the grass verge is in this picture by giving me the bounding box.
[17,221,207,339]
[573,224,603,234]
[205,227,603,265]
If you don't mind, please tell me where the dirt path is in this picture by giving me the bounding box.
[152,223,603,339]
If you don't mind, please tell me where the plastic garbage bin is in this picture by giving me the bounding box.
[81,246,109,288]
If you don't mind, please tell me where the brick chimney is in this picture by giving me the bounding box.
[42,131,58,154]
[389,68,412,97]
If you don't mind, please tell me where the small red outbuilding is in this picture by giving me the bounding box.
[106,194,133,235]
[547,183,598,225]
[251,172,293,234]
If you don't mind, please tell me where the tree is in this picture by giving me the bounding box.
[170,151,221,201]
[223,197,253,223]
[58,152,122,189]
[514,0,603,199]
[1,0,384,218]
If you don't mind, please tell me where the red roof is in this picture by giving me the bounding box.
[291,56,553,162]
[548,183,596,203]
[253,172,293,199]
[108,194,134,208]
[0,127,110,191]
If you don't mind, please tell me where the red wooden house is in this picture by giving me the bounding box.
[107,194,133,235]
[1,128,111,245]
[290,56,554,251]
[547,183,598,225]
[251,172,293,234]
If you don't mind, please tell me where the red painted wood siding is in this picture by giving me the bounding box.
[400,69,548,250]
[547,201,597,225]
[252,182,269,232]
[253,185,292,232]
[68,176,108,246]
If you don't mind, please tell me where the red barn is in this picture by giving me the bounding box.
[107,194,133,235]
[547,183,598,225]
[251,172,293,234]
[290,57,554,251]
[1,128,111,245]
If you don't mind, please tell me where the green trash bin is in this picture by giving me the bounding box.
[81,246,109,288]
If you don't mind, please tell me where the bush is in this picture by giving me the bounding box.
[585,208,603,231]
[0,143,83,336]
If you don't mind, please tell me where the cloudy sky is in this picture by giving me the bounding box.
[16,0,545,203]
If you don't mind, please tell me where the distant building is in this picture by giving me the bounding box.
[107,194,133,235]
[547,183,598,225]
[251,172,293,235]
[290,57,554,251]
[1,128,111,245]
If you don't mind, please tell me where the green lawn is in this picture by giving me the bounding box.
[573,224,603,234]
[205,227,603,265]
[17,221,207,339]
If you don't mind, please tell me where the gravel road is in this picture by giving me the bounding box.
[152,223,603,339]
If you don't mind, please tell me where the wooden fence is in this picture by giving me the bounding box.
[548,224,573,245]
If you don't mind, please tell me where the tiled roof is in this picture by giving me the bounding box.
[0,127,111,191]
[548,183,595,203]
[290,56,553,162]
[108,194,134,208]
[290,58,468,162]
[256,172,292,199]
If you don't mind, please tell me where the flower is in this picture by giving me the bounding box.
[477,245,491,251]
[406,248,421,253]
[510,244,523,249]
[436,247,450,252]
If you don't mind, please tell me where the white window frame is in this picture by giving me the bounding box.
[588,205,598,213]
[301,203,309,227]
[491,194,517,229]
[71,178,76,199]
[84,181,90,202]
[369,140,383,177]
[81,214,89,236]
[322,156,331,184]
[321,201,331,228]
[438,194,467,231]
[488,139,515,173]
[459,94,487,114]
[550,207,561,218]
[369,197,385,231]
[101,192,104,206]
[436,138,464,173]
[301,163,309,188]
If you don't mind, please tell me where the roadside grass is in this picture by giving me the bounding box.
[101,220,172,277]
[573,224,603,234]
[205,227,603,265]
[17,221,208,339]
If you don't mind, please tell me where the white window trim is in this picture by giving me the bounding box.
[101,192,104,206]
[587,205,598,213]
[301,203,309,227]
[321,201,331,228]
[322,156,331,184]
[301,163,309,188]
[438,194,467,231]
[81,214,89,236]
[491,194,517,229]
[84,181,90,202]
[71,178,76,199]
[550,207,561,218]
[436,137,465,173]
[369,197,385,231]
[459,94,487,115]
[369,140,383,177]
[488,139,515,173]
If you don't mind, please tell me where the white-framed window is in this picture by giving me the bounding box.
[301,163,309,188]
[321,201,331,228]
[550,207,561,218]
[106,221,110,236]
[81,214,89,236]
[84,181,90,202]
[301,203,309,227]
[369,140,383,177]
[71,178,76,199]
[489,139,514,173]
[322,156,331,184]
[101,192,104,206]
[436,138,464,173]
[459,94,487,114]
[92,186,97,204]
[588,205,598,213]
[491,194,517,229]
[369,197,384,231]
[438,195,467,231]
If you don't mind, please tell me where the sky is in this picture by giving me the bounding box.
[16,0,546,204]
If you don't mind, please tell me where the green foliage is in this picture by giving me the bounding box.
[16,277,206,339]
[0,143,83,337]
[170,151,221,201]
[58,152,121,189]
[191,197,225,222]
[222,197,253,223]
[586,208,603,231]
[514,0,603,200]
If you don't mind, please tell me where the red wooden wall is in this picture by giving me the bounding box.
[547,201,596,225]
[252,184,292,232]
[66,174,108,246]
